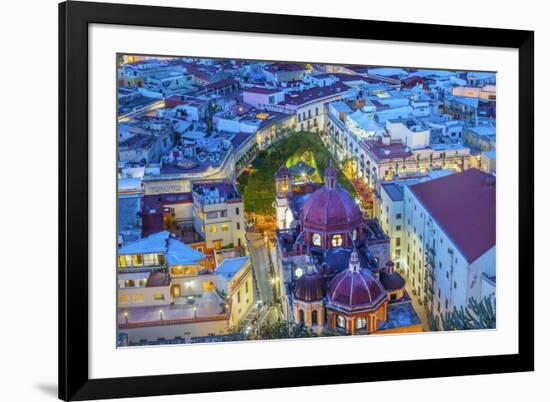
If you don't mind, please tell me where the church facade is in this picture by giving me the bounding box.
[274,165,423,335]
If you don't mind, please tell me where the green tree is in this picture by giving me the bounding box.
[256,321,318,340]
[429,295,496,331]
[240,131,358,215]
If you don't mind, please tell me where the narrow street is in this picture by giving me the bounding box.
[246,231,275,306]
[403,278,431,331]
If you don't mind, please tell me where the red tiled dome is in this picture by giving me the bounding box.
[294,270,324,302]
[302,186,363,232]
[327,252,386,310]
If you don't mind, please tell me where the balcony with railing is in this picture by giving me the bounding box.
[423,246,436,300]
[118,292,229,329]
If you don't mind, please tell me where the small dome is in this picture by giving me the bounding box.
[379,271,405,291]
[294,265,324,302]
[327,252,386,310]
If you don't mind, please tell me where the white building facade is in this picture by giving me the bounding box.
[401,169,496,317]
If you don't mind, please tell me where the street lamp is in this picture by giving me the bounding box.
[193,306,197,319]
[159,309,163,322]
[124,311,128,324]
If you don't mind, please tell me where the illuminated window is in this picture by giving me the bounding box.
[153,292,164,301]
[331,234,343,247]
[139,278,147,287]
[352,229,357,241]
[133,294,144,303]
[209,225,217,233]
[118,294,130,304]
[132,254,143,266]
[337,315,346,328]
[118,255,133,268]
[124,279,135,288]
[221,224,229,232]
[142,254,159,266]
[171,265,198,276]
[312,233,321,246]
[356,316,368,329]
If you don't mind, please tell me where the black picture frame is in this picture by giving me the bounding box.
[59,1,534,400]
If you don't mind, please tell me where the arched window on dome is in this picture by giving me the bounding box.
[331,234,343,247]
[312,310,318,326]
[312,233,321,246]
[336,315,346,328]
[356,316,368,330]
[298,309,305,324]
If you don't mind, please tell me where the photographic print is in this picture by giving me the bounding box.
[116,55,497,347]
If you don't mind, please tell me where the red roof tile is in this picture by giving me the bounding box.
[243,86,282,95]
[327,268,386,309]
[283,82,349,106]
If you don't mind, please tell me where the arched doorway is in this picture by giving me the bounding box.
[298,309,305,324]
[312,310,318,326]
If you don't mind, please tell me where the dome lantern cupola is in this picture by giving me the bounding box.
[349,249,361,273]
[324,164,337,190]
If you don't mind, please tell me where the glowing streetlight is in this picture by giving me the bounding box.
[193,305,197,319]
[124,311,128,324]
[159,309,163,322]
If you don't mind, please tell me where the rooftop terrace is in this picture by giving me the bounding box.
[192,180,242,204]
[118,292,227,329]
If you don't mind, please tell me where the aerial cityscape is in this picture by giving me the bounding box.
[116,55,497,347]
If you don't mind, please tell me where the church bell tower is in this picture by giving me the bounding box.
[275,166,292,230]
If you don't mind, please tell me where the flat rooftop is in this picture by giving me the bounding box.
[192,180,242,203]
[118,292,226,328]
[378,302,422,331]
[362,139,413,161]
